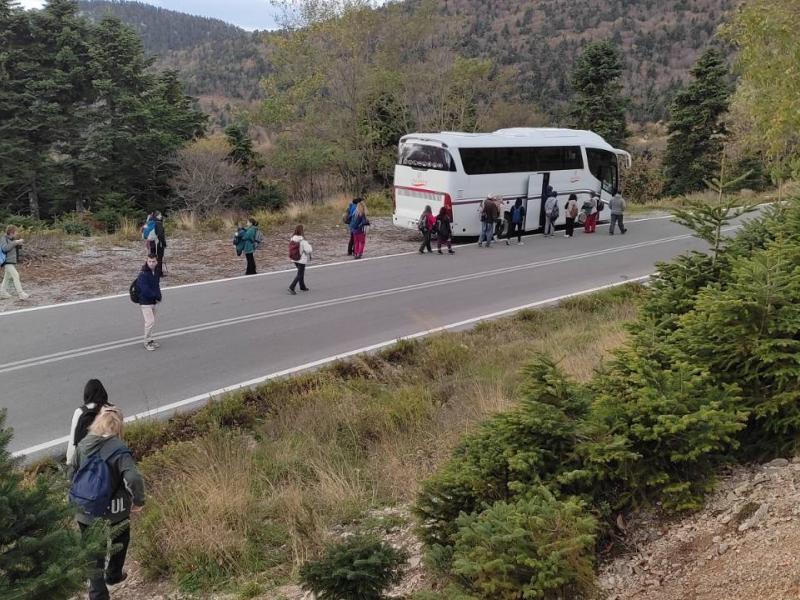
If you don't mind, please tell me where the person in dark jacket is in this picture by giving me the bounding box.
[68,406,145,600]
[418,205,436,254]
[137,254,162,351]
[152,212,167,277]
[235,218,259,275]
[0,225,29,300]
[505,198,526,245]
[66,379,112,464]
[435,206,454,254]
[344,197,362,256]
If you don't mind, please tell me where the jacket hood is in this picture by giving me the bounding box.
[291,235,304,242]
[78,433,120,456]
[84,379,109,407]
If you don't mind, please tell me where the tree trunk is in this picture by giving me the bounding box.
[28,176,40,220]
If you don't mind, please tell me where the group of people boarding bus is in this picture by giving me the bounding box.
[392,127,632,246]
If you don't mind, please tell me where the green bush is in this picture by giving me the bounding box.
[91,193,144,233]
[241,182,287,213]
[299,534,407,600]
[414,357,590,551]
[451,489,597,600]
[55,212,92,236]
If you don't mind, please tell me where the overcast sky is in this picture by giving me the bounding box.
[18,0,281,30]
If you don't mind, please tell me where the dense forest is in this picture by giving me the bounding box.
[77,0,735,123]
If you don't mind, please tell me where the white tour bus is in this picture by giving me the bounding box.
[392,128,631,236]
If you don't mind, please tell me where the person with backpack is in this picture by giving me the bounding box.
[583,194,599,233]
[350,202,369,259]
[344,197,362,256]
[609,192,628,235]
[68,405,144,600]
[235,218,260,275]
[0,225,28,300]
[66,379,112,464]
[136,254,162,351]
[564,193,579,238]
[505,198,526,245]
[288,224,313,295]
[418,205,436,254]
[478,195,499,247]
[435,206,455,254]
[543,191,559,237]
[152,212,167,277]
[142,213,157,254]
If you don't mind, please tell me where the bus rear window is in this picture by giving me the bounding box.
[398,143,456,171]
[459,146,583,175]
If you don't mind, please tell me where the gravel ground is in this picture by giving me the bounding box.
[0,217,418,312]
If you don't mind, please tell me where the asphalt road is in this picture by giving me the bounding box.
[2,214,734,457]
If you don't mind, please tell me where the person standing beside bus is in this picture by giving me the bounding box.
[478,195,499,247]
[505,198,526,245]
[418,205,436,254]
[543,191,559,237]
[583,194,599,233]
[609,192,627,235]
[435,206,454,254]
[351,202,369,259]
[564,194,579,237]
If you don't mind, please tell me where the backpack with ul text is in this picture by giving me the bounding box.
[69,445,128,518]
[289,239,301,261]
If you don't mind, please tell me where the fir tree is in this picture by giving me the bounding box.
[0,410,103,599]
[662,48,732,196]
[569,40,629,147]
[224,122,256,167]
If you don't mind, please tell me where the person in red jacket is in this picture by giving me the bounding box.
[418,205,436,254]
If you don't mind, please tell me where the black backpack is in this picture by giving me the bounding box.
[596,198,604,213]
[129,279,140,304]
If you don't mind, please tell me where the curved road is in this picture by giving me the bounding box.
[2,214,737,457]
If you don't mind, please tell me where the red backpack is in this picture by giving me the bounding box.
[288,240,301,261]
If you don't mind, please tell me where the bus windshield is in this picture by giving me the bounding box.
[398,143,457,171]
[586,148,618,193]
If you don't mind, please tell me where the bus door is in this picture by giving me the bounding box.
[526,173,549,229]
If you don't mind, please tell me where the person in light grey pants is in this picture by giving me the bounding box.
[609,193,627,235]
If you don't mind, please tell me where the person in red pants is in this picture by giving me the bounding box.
[584,193,600,233]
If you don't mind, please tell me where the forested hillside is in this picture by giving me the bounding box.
[78,0,269,101]
[77,0,735,123]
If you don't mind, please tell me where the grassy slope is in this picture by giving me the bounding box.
[124,284,641,593]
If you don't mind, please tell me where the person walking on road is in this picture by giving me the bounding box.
[478,195,499,247]
[418,205,436,254]
[350,201,369,259]
[583,194,599,233]
[235,218,260,275]
[152,211,167,277]
[288,224,313,295]
[609,192,628,235]
[0,225,29,300]
[435,206,454,254]
[505,198,526,245]
[543,191,559,237]
[564,194,579,237]
[137,254,162,351]
[68,405,145,600]
[344,197,362,256]
[66,379,112,464]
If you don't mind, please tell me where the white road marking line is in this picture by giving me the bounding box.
[0,215,675,317]
[0,231,700,374]
[11,275,650,458]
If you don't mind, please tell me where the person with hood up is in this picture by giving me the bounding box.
[288,224,313,294]
[66,379,112,464]
[0,225,29,300]
[344,197,362,256]
[543,191,559,237]
[350,202,369,259]
[435,206,455,254]
[418,205,436,254]
[137,254,162,351]
[68,406,145,600]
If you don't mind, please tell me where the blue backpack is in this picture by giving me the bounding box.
[142,220,156,241]
[0,247,5,266]
[69,446,128,517]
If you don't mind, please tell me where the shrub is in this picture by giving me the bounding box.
[55,212,92,236]
[364,190,393,216]
[241,182,287,213]
[92,193,144,233]
[414,357,589,551]
[299,534,407,600]
[451,489,597,600]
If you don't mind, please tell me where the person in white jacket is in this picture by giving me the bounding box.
[66,379,111,464]
[288,224,313,295]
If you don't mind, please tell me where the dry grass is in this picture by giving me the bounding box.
[133,285,642,591]
[113,216,142,242]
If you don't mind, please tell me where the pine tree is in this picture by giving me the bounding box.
[0,410,104,599]
[569,41,629,147]
[662,48,732,196]
[224,122,256,167]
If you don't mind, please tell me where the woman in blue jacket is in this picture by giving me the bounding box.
[137,254,162,351]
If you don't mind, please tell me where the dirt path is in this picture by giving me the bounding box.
[0,218,418,312]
